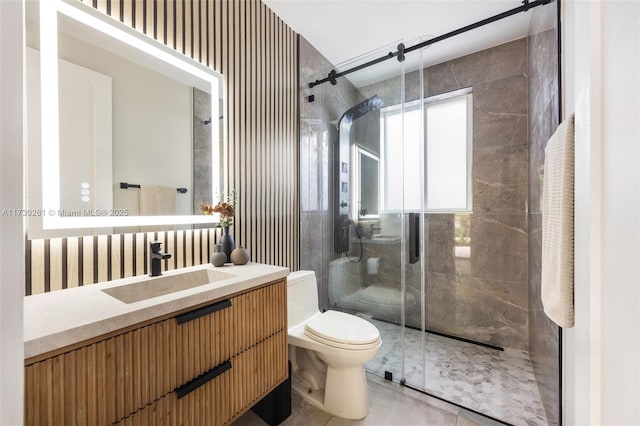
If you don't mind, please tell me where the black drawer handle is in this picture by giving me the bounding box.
[175,299,232,325]
[175,360,232,399]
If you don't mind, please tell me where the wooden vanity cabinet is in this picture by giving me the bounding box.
[25,279,287,426]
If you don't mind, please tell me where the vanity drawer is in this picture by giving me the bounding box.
[25,280,287,426]
[114,330,288,426]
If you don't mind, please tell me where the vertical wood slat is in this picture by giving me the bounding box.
[185,0,192,58]
[134,0,144,31]
[97,235,109,283]
[122,233,134,278]
[135,232,145,276]
[200,0,206,65]
[26,0,300,295]
[238,0,246,251]
[81,236,93,285]
[176,0,184,54]
[166,0,174,50]
[156,0,164,43]
[49,238,64,292]
[110,0,120,22]
[30,238,45,295]
[122,0,133,27]
[111,234,122,280]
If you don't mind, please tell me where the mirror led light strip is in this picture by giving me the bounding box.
[39,0,220,229]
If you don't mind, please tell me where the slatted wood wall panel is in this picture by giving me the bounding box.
[26,0,299,295]
[26,229,218,295]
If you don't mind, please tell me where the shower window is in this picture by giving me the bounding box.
[380,89,473,212]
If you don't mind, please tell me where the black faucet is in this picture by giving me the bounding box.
[150,241,171,277]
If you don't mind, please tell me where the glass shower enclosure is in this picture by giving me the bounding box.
[304,42,428,390]
[300,10,558,421]
[301,37,475,390]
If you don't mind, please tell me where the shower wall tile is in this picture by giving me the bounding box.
[469,213,528,284]
[417,38,530,350]
[474,74,528,119]
[528,213,560,424]
[426,214,456,276]
[528,2,561,423]
[529,30,559,125]
[473,74,528,149]
[528,213,543,300]
[474,112,528,151]
[361,242,402,288]
[427,272,529,351]
[529,98,558,214]
[300,212,329,305]
[473,144,528,213]
[427,38,527,97]
[423,212,529,350]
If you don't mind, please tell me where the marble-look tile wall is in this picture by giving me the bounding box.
[299,36,362,308]
[528,3,560,425]
[424,39,530,351]
[301,38,531,350]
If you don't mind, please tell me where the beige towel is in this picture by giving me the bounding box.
[541,114,575,328]
[139,186,177,216]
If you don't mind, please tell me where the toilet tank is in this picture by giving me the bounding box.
[287,270,320,328]
[328,257,362,306]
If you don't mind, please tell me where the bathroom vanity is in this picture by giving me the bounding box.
[24,263,288,425]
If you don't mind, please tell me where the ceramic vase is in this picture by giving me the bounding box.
[210,244,226,267]
[230,246,250,265]
[220,226,235,263]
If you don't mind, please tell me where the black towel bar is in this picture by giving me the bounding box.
[119,182,188,193]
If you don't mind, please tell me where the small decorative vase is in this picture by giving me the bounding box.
[210,244,226,267]
[231,246,250,265]
[220,226,235,263]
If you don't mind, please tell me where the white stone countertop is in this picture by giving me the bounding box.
[24,262,289,360]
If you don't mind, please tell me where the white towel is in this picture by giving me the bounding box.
[139,186,177,216]
[541,114,575,328]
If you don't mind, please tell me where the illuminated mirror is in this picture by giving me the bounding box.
[25,0,223,237]
[352,145,380,219]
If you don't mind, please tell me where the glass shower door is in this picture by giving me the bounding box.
[316,41,424,385]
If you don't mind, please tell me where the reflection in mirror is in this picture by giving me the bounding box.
[25,0,223,238]
[351,145,380,220]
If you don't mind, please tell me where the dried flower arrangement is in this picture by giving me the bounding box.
[200,189,237,228]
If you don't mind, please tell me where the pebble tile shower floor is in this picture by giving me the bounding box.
[365,318,548,426]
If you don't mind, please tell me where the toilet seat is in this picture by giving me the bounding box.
[304,310,380,350]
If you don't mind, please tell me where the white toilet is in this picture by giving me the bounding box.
[287,270,381,420]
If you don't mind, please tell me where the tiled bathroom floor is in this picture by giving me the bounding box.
[365,319,548,426]
[234,373,504,426]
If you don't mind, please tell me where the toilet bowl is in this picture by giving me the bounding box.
[287,270,381,420]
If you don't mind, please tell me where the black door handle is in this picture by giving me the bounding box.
[175,361,232,399]
[409,213,420,264]
[175,299,232,325]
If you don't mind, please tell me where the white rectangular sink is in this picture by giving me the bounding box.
[101,269,234,304]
